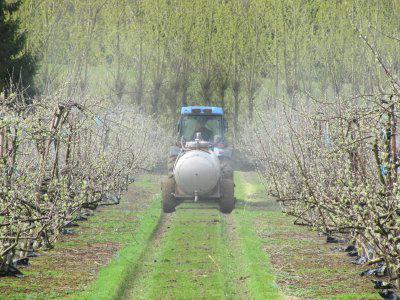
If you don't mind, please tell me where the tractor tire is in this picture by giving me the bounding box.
[162,176,177,213]
[221,160,234,180]
[219,179,235,214]
[167,156,177,173]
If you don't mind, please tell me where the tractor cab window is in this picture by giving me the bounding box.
[180,115,223,142]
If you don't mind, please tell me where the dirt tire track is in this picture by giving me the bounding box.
[123,212,173,299]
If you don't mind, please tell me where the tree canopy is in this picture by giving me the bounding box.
[12,0,400,126]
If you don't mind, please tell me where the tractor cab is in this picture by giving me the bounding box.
[178,106,227,146]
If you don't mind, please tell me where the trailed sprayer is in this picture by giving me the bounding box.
[162,106,234,213]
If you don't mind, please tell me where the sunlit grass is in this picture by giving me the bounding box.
[127,202,236,299]
[74,195,162,300]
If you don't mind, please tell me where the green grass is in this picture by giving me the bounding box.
[76,172,282,299]
[134,174,160,192]
[74,196,162,300]
[232,209,282,299]
[234,172,265,199]
[124,183,281,299]
[126,203,238,299]
[232,173,282,299]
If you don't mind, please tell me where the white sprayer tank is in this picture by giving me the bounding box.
[173,150,220,196]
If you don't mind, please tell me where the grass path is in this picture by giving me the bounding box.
[125,203,234,299]
[120,172,284,299]
[123,200,281,299]
[76,196,162,300]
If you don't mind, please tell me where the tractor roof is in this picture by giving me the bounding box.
[181,106,223,116]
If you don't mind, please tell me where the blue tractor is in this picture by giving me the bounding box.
[162,106,234,213]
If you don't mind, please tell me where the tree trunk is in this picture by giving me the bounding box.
[182,82,188,107]
[152,79,162,115]
[233,80,240,136]
[248,93,254,121]
[201,77,212,106]
[135,37,144,108]
[219,85,228,111]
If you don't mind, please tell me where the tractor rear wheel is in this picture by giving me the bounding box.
[167,155,177,173]
[162,176,177,213]
[221,160,234,180]
[219,179,235,214]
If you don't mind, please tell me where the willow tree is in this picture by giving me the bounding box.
[161,0,195,119]
[143,0,169,115]
[128,0,147,107]
[229,1,246,134]
[242,0,268,120]
[101,0,131,103]
[212,0,234,110]
[192,0,218,106]
[173,1,199,109]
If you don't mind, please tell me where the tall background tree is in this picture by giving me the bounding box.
[0,0,35,93]
[15,0,400,123]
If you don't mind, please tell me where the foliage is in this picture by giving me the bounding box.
[16,1,400,129]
